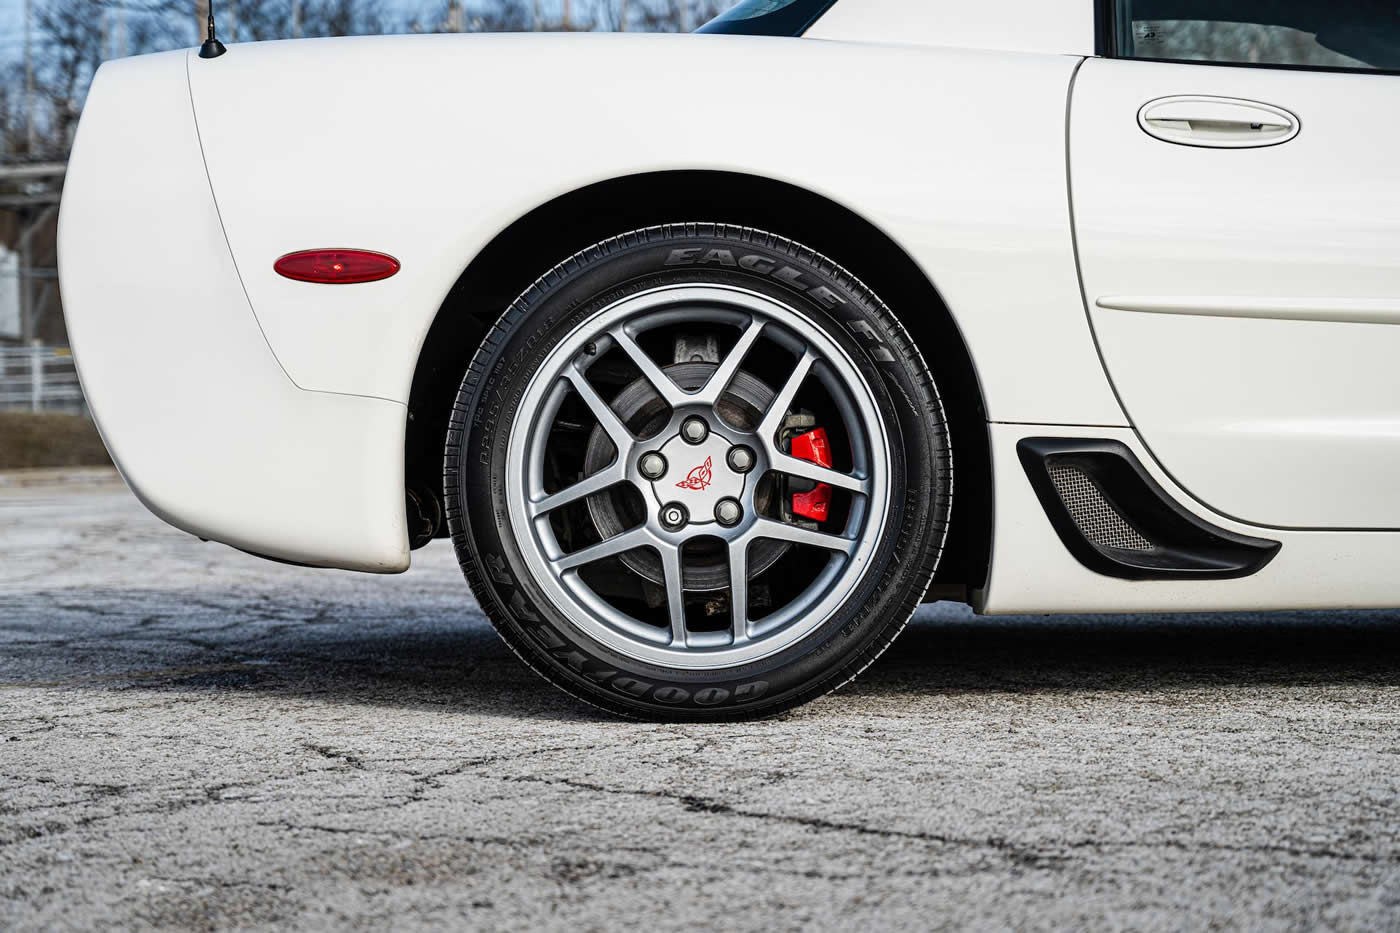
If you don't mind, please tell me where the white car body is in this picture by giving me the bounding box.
[58,0,1400,612]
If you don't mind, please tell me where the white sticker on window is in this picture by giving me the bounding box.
[1134,21,1166,44]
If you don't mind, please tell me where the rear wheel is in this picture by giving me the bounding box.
[447,224,950,719]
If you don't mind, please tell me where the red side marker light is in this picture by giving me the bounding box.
[274,249,400,284]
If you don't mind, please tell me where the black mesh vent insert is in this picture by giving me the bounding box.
[1048,463,1153,552]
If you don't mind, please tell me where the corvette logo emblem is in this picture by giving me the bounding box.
[676,456,713,491]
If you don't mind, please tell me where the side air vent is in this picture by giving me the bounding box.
[1018,438,1280,580]
[1046,463,1153,552]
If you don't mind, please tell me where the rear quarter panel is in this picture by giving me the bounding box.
[187,33,1124,427]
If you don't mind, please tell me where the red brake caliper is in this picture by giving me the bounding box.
[790,428,833,522]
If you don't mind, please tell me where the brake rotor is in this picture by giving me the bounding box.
[583,361,788,591]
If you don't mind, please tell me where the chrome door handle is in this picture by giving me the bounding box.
[1138,96,1300,148]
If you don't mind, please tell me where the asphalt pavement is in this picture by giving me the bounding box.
[2,476,1399,931]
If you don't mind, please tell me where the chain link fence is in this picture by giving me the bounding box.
[0,345,85,413]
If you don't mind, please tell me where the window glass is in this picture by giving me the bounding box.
[1116,1,1400,70]
[698,0,838,36]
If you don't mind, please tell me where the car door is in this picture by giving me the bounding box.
[1070,1,1400,528]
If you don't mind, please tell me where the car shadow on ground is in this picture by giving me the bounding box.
[7,590,1400,719]
[862,607,1400,697]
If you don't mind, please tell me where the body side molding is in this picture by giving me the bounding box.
[1097,295,1400,327]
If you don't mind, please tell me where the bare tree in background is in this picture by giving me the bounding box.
[189,0,390,43]
[420,0,725,33]
[0,71,16,157]
[3,0,189,159]
[308,0,391,38]
[415,0,532,33]
[29,0,109,158]
[633,0,727,32]
[0,0,735,161]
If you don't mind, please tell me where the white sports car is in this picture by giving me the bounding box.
[58,0,1400,718]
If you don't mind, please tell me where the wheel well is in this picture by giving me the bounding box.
[406,170,990,594]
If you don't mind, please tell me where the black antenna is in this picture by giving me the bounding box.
[199,1,227,59]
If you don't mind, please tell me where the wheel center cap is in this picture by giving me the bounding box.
[654,431,744,523]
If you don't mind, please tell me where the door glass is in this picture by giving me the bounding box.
[1115,1,1400,70]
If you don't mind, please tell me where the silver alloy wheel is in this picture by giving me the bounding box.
[505,284,891,670]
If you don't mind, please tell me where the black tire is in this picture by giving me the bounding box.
[445,223,951,720]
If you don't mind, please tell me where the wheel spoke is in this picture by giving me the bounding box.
[771,452,871,495]
[564,366,634,453]
[610,327,688,408]
[694,318,765,406]
[728,538,748,643]
[529,465,628,517]
[555,527,650,572]
[757,349,816,443]
[750,518,855,555]
[659,543,688,647]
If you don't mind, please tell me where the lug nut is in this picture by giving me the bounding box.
[681,416,709,444]
[726,445,755,474]
[714,498,743,527]
[660,503,689,531]
[639,452,667,480]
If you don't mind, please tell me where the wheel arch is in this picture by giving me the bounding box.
[406,170,991,594]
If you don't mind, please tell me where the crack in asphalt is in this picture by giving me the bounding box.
[497,773,1400,869]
